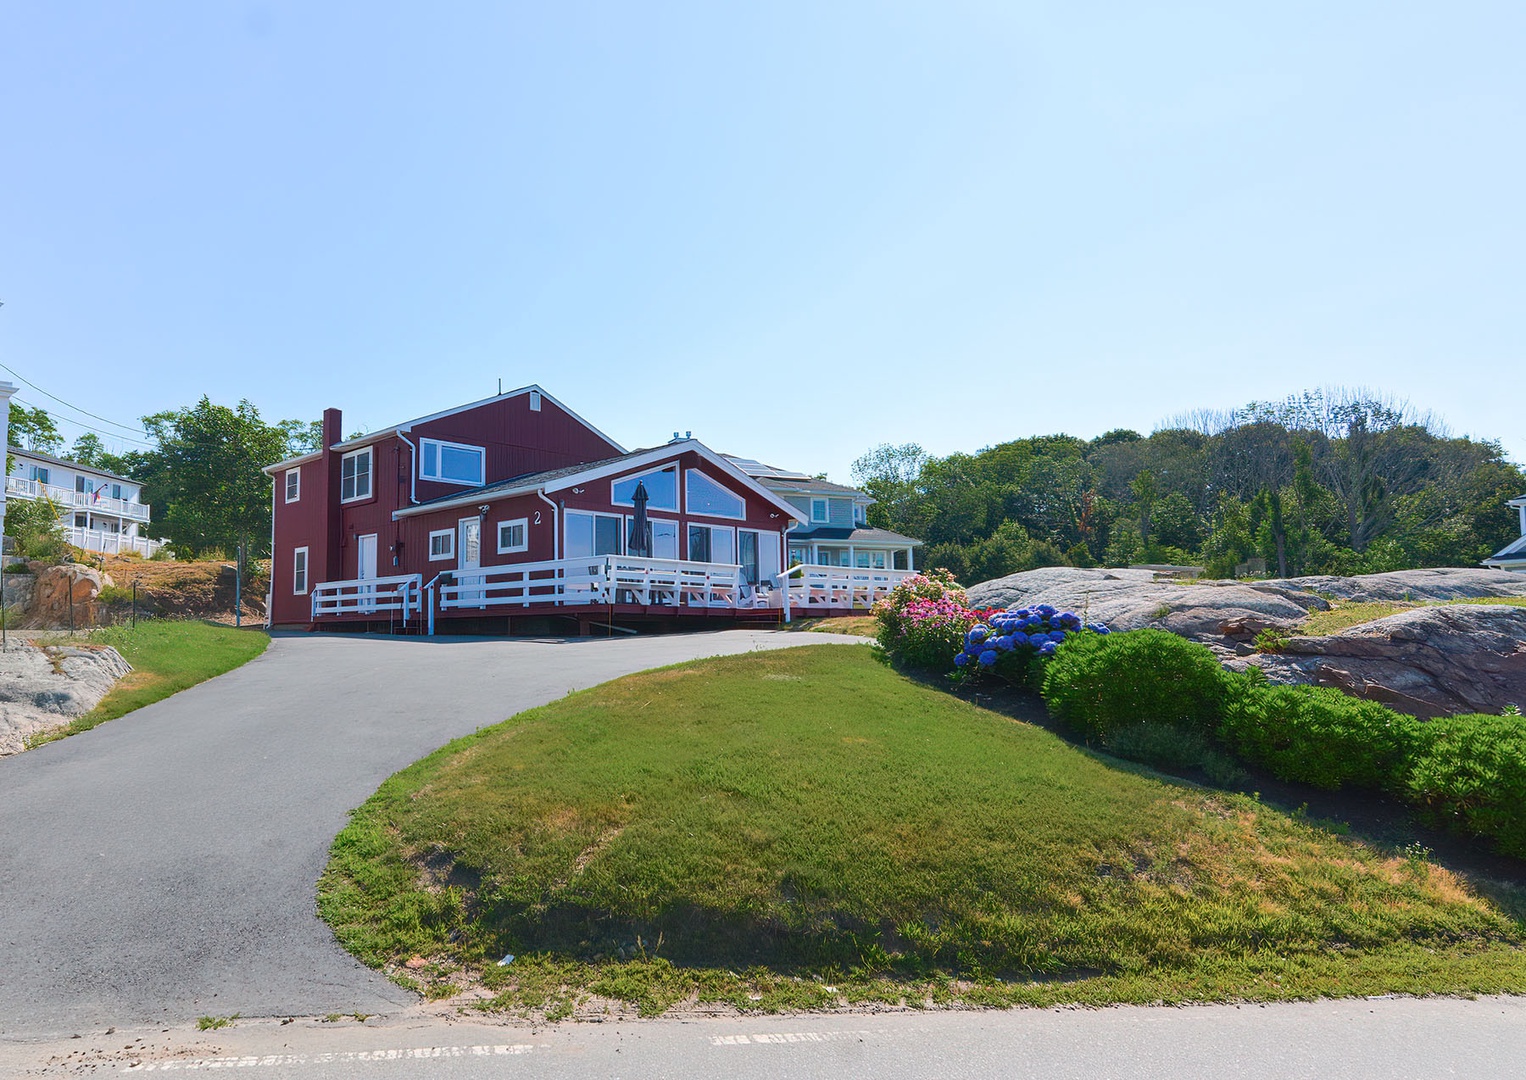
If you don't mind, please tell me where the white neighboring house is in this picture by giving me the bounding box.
[1482,494,1526,574]
[6,446,161,556]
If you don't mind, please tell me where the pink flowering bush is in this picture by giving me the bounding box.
[873,570,988,669]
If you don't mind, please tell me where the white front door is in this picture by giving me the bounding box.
[458,517,482,606]
[357,534,378,613]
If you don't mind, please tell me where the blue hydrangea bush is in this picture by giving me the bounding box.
[952,605,1110,688]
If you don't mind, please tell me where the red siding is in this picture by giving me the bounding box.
[267,390,797,628]
[269,392,621,625]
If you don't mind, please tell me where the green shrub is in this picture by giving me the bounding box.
[1103,721,1249,787]
[97,584,134,604]
[1219,684,1421,792]
[1104,721,1214,770]
[1040,629,1233,741]
[1405,713,1526,858]
[5,495,68,562]
[1253,628,1290,653]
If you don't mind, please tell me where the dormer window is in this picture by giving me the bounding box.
[811,498,829,523]
[420,439,486,486]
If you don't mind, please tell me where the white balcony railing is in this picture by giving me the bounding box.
[775,563,916,616]
[310,574,423,621]
[64,528,163,558]
[7,476,152,521]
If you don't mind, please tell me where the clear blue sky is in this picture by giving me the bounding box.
[2,1,1522,482]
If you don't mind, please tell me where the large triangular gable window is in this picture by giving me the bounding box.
[685,469,745,519]
[612,465,679,511]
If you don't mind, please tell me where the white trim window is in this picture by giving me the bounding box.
[529,391,541,412]
[341,447,372,502]
[428,528,456,561]
[420,438,486,486]
[685,469,746,520]
[497,518,529,554]
[293,546,309,595]
[565,510,624,558]
[811,498,829,523]
[612,464,679,511]
[284,468,301,503]
[687,523,736,564]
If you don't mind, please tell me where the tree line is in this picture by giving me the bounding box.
[8,399,319,560]
[851,389,1525,584]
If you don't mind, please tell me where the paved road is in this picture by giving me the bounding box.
[0,630,864,1038]
[3,997,1525,1077]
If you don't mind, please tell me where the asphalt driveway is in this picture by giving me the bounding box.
[0,629,864,1037]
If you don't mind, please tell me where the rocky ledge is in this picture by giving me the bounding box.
[1231,605,1526,719]
[0,642,133,754]
[966,567,1526,717]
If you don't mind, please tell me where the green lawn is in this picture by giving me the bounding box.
[319,645,1526,1018]
[25,620,269,748]
[786,615,877,637]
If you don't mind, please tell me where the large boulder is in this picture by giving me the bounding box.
[1267,567,1526,603]
[965,566,1329,640]
[1230,605,1526,718]
[30,563,114,628]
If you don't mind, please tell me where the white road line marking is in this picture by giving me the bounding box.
[711,1029,876,1046]
[122,1044,539,1071]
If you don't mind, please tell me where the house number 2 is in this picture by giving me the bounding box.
[533,511,542,524]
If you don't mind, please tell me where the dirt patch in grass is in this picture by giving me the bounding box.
[89,555,269,626]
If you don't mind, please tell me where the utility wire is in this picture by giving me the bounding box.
[0,361,151,437]
[11,395,157,450]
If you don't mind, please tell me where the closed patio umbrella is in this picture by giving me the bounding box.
[627,481,651,557]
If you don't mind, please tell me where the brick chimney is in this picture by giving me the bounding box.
[321,408,344,583]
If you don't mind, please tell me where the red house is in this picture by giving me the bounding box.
[263,386,905,634]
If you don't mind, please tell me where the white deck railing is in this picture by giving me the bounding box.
[7,476,152,521]
[418,555,765,634]
[311,574,423,621]
[312,557,911,633]
[65,528,163,557]
[776,564,915,617]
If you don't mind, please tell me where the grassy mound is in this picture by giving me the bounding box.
[319,645,1526,1016]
